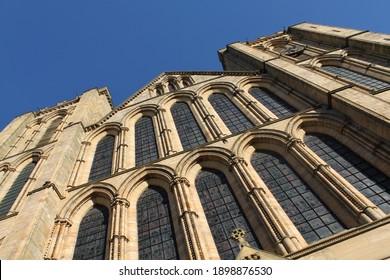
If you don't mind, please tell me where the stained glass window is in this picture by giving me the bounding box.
[305,133,390,214]
[195,168,261,260]
[137,186,179,260]
[88,135,115,181]
[73,205,109,260]
[37,117,62,146]
[248,87,297,118]
[208,93,254,134]
[135,117,159,166]
[251,151,346,244]
[322,66,390,91]
[0,161,37,217]
[171,102,206,150]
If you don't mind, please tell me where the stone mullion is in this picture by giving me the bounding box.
[229,156,302,254]
[116,127,129,172]
[233,89,273,123]
[45,218,72,260]
[68,141,90,186]
[288,138,383,223]
[170,177,204,260]
[192,95,225,139]
[156,108,175,156]
[110,197,130,260]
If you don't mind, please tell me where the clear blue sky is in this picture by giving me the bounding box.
[0,0,389,131]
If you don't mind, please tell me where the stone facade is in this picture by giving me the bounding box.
[0,22,389,260]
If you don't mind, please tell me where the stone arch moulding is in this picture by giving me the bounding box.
[285,111,390,175]
[45,183,117,260]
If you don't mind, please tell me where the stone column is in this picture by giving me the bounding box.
[116,127,129,172]
[229,155,303,254]
[156,107,176,156]
[68,141,90,186]
[191,94,225,139]
[170,176,204,260]
[287,137,384,223]
[110,197,130,260]
[44,218,72,260]
[233,88,274,123]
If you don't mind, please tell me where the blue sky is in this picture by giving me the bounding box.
[0,0,389,131]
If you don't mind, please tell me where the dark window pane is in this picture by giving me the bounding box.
[0,161,37,217]
[248,87,297,118]
[195,168,261,260]
[135,117,159,166]
[209,93,254,134]
[322,66,390,91]
[73,205,109,260]
[88,135,115,181]
[137,186,179,260]
[171,102,206,149]
[251,151,346,244]
[305,133,390,213]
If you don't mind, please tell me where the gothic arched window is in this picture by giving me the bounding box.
[322,66,390,91]
[171,102,206,149]
[37,117,63,146]
[248,87,297,118]
[305,133,390,214]
[0,161,37,218]
[137,186,179,260]
[73,205,109,260]
[88,135,115,181]
[195,168,261,260]
[208,93,254,134]
[135,116,159,166]
[251,151,346,244]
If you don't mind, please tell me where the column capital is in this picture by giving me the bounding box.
[170,176,190,189]
[111,196,130,208]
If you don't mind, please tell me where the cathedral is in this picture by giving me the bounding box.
[0,22,389,260]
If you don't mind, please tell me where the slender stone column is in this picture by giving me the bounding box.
[110,197,130,260]
[229,155,303,254]
[156,107,176,156]
[170,176,204,260]
[191,94,225,139]
[45,218,72,260]
[233,88,274,123]
[116,127,129,172]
